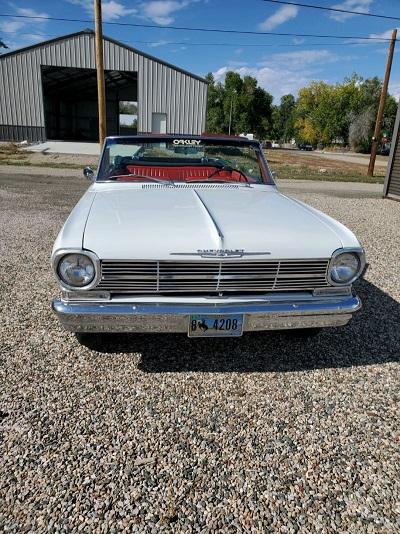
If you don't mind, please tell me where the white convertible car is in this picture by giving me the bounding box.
[51,134,365,339]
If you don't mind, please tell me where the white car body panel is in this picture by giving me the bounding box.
[52,191,96,253]
[64,182,361,260]
[51,135,365,335]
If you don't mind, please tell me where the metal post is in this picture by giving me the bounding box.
[368,29,397,177]
[94,0,106,148]
[228,90,236,135]
[228,95,233,135]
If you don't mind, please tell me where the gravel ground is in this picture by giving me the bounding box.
[0,173,399,533]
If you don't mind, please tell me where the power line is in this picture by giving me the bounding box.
[261,0,400,22]
[0,12,394,41]
[0,31,388,48]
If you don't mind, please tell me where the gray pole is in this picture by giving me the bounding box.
[228,95,233,135]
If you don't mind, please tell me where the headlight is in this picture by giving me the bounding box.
[328,250,364,285]
[57,253,95,288]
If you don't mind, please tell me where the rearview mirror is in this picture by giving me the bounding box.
[83,167,95,181]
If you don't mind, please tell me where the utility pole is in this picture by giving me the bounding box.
[228,96,233,135]
[94,0,106,147]
[228,89,236,135]
[368,28,397,177]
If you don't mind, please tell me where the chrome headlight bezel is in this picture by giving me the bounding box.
[328,248,366,286]
[52,249,100,290]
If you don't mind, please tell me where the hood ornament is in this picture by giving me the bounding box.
[171,249,271,258]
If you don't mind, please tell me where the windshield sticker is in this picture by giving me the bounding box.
[172,139,202,145]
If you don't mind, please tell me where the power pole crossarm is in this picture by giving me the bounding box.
[368,28,397,177]
[94,0,106,148]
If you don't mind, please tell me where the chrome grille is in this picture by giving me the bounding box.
[97,259,330,293]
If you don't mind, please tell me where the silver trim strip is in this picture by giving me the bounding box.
[191,189,224,244]
[52,294,361,333]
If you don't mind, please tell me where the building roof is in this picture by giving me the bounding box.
[0,29,207,84]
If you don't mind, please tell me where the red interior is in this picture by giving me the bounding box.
[113,165,253,182]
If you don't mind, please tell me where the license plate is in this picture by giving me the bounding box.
[188,314,243,337]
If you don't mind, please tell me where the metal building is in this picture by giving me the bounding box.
[384,101,400,200]
[0,29,208,143]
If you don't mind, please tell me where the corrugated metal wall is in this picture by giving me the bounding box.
[0,32,207,141]
[384,101,400,200]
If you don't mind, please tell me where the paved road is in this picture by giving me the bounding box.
[23,140,101,156]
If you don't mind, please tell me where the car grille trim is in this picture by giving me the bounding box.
[97,259,330,293]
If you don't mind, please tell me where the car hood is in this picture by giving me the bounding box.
[82,184,352,260]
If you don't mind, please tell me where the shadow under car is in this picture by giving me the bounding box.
[78,279,400,373]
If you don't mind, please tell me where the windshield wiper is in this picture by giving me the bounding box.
[106,174,174,184]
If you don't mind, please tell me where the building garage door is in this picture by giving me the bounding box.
[384,103,400,200]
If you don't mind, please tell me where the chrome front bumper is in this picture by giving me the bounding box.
[52,294,362,333]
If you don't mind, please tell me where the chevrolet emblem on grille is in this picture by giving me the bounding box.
[171,249,271,258]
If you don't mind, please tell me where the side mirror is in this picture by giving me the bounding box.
[271,171,278,181]
[83,167,95,181]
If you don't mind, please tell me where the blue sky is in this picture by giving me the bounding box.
[1,0,400,103]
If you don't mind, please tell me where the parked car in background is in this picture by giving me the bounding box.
[377,142,391,156]
[271,141,280,148]
[298,143,313,151]
[52,134,365,341]
[261,140,272,149]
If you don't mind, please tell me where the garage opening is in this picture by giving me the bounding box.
[41,66,137,141]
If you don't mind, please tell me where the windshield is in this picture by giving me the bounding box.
[97,138,272,184]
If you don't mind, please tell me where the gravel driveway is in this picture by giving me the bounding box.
[1,172,399,533]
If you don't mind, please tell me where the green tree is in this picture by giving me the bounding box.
[205,73,226,133]
[119,102,137,114]
[273,94,296,142]
[294,75,397,151]
[205,71,273,139]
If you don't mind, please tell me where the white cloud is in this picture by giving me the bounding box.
[141,1,192,25]
[389,82,400,102]
[16,7,50,20]
[369,28,398,40]
[103,1,137,20]
[1,6,50,33]
[69,0,196,25]
[330,0,373,22]
[147,39,172,48]
[258,5,298,31]
[213,49,342,101]
[213,64,310,101]
[0,20,25,33]
[68,0,136,21]
[0,7,50,49]
[228,60,249,67]
[262,49,338,69]
[348,27,399,46]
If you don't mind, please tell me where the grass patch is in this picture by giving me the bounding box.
[0,160,97,170]
[0,143,29,165]
[0,142,24,155]
[270,163,384,184]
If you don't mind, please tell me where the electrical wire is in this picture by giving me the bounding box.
[0,12,395,41]
[0,30,389,47]
[260,0,400,22]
